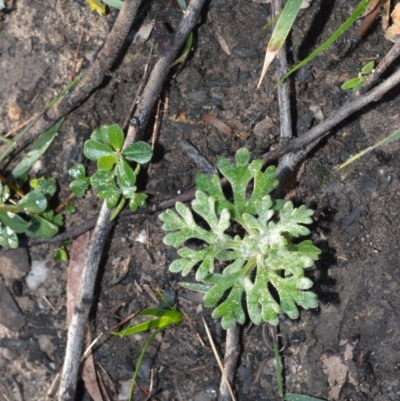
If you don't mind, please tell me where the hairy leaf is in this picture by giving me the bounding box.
[160,148,321,328]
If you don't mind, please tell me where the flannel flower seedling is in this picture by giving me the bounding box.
[160,148,321,329]
[341,61,375,91]
[69,124,152,220]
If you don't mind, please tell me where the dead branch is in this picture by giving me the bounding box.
[218,320,240,401]
[58,204,113,401]
[57,1,206,400]
[133,0,206,129]
[261,64,400,165]
[271,0,294,197]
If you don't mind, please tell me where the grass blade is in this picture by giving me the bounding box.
[278,0,373,85]
[285,394,327,401]
[258,0,303,88]
[8,117,65,182]
[338,128,400,170]
[101,0,123,10]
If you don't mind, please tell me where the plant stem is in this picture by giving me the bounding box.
[0,204,21,213]
[273,340,284,398]
[242,257,257,276]
[128,327,163,401]
[110,196,125,221]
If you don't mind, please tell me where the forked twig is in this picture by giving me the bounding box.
[261,40,400,165]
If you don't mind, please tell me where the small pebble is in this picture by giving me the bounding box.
[188,89,210,104]
[26,260,48,290]
[193,386,218,401]
[7,46,15,57]
[360,176,379,193]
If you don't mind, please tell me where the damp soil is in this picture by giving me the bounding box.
[1,0,400,400]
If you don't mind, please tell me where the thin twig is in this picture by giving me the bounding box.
[3,112,41,138]
[261,65,400,164]
[352,38,400,97]
[202,316,236,401]
[19,0,143,150]
[122,42,154,131]
[272,0,292,140]
[70,27,85,82]
[134,0,206,129]
[81,333,103,361]
[271,0,294,197]
[218,321,240,401]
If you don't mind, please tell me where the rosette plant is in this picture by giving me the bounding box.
[160,148,320,329]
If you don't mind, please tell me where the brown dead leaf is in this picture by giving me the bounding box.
[358,4,381,36]
[360,0,381,17]
[385,3,400,42]
[67,231,90,323]
[321,351,348,401]
[82,330,104,401]
[67,233,104,401]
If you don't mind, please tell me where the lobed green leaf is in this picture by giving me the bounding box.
[160,148,320,327]
[129,193,147,212]
[90,125,112,147]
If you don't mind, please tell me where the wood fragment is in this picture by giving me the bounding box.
[202,114,232,136]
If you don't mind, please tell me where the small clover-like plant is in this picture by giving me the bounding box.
[341,60,375,91]
[69,124,152,220]
[0,177,61,248]
[160,148,321,329]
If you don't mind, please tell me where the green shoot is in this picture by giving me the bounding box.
[54,245,69,262]
[69,124,152,220]
[170,0,193,68]
[170,33,193,67]
[338,127,400,170]
[267,328,327,400]
[341,61,375,91]
[277,0,374,85]
[160,148,321,329]
[112,304,184,401]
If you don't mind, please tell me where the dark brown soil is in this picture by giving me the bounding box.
[1,1,400,400]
